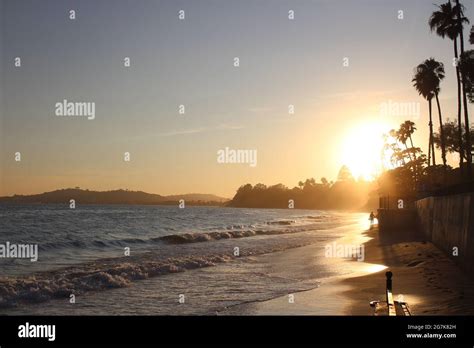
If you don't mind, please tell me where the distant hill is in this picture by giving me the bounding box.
[0,189,229,206]
[165,193,228,203]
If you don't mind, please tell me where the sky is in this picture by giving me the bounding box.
[1,0,473,198]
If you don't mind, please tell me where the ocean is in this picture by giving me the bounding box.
[0,204,368,315]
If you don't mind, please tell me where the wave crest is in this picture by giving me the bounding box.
[0,254,234,308]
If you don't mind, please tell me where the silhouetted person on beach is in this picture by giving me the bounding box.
[369,211,376,229]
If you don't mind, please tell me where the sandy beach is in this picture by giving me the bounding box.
[221,224,474,315]
[343,226,474,315]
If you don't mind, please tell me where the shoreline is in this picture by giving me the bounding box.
[219,220,377,315]
[221,225,474,315]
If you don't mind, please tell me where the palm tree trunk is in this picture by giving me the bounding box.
[429,99,436,166]
[435,93,447,168]
[454,39,464,175]
[407,134,418,185]
[408,136,416,158]
[462,66,472,178]
[455,0,472,179]
[427,105,431,166]
[404,143,413,162]
[428,140,431,167]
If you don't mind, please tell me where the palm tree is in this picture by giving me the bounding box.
[412,59,446,167]
[428,59,447,168]
[460,50,474,102]
[398,121,420,171]
[402,120,421,182]
[454,0,472,178]
[429,1,468,172]
[395,121,421,183]
[395,127,411,160]
[412,66,435,166]
[399,121,418,160]
[403,120,417,151]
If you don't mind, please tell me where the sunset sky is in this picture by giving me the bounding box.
[1,0,473,197]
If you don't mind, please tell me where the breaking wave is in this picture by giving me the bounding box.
[156,228,301,244]
[0,206,350,310]
[0,254,233,308]
[0,238,314,309]
[37,221,334,250]
[266,220,295,225]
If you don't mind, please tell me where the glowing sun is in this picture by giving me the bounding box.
[340,121,389,180]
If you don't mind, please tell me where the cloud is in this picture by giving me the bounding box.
[158,124,244,137]
[248,107,272,113]
[158,128,207,137]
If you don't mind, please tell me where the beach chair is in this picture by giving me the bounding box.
[369,271,411,316]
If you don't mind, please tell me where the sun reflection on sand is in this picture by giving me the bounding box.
[343,260,387,278]
[364,264,387,274]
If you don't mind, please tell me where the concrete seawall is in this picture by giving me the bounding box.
[377,209,417,232]
[415,193,474,275]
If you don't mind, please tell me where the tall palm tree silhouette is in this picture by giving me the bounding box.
[454,0,472,178]
[430,59,447,168]
[429,1,468,171]
[412,59,446,167]
[460,50,474,103]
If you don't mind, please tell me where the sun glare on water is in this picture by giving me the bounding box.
[340,122,389,181]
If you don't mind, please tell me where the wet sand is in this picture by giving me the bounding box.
[343,227,474,315]
[222,226,474,315]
